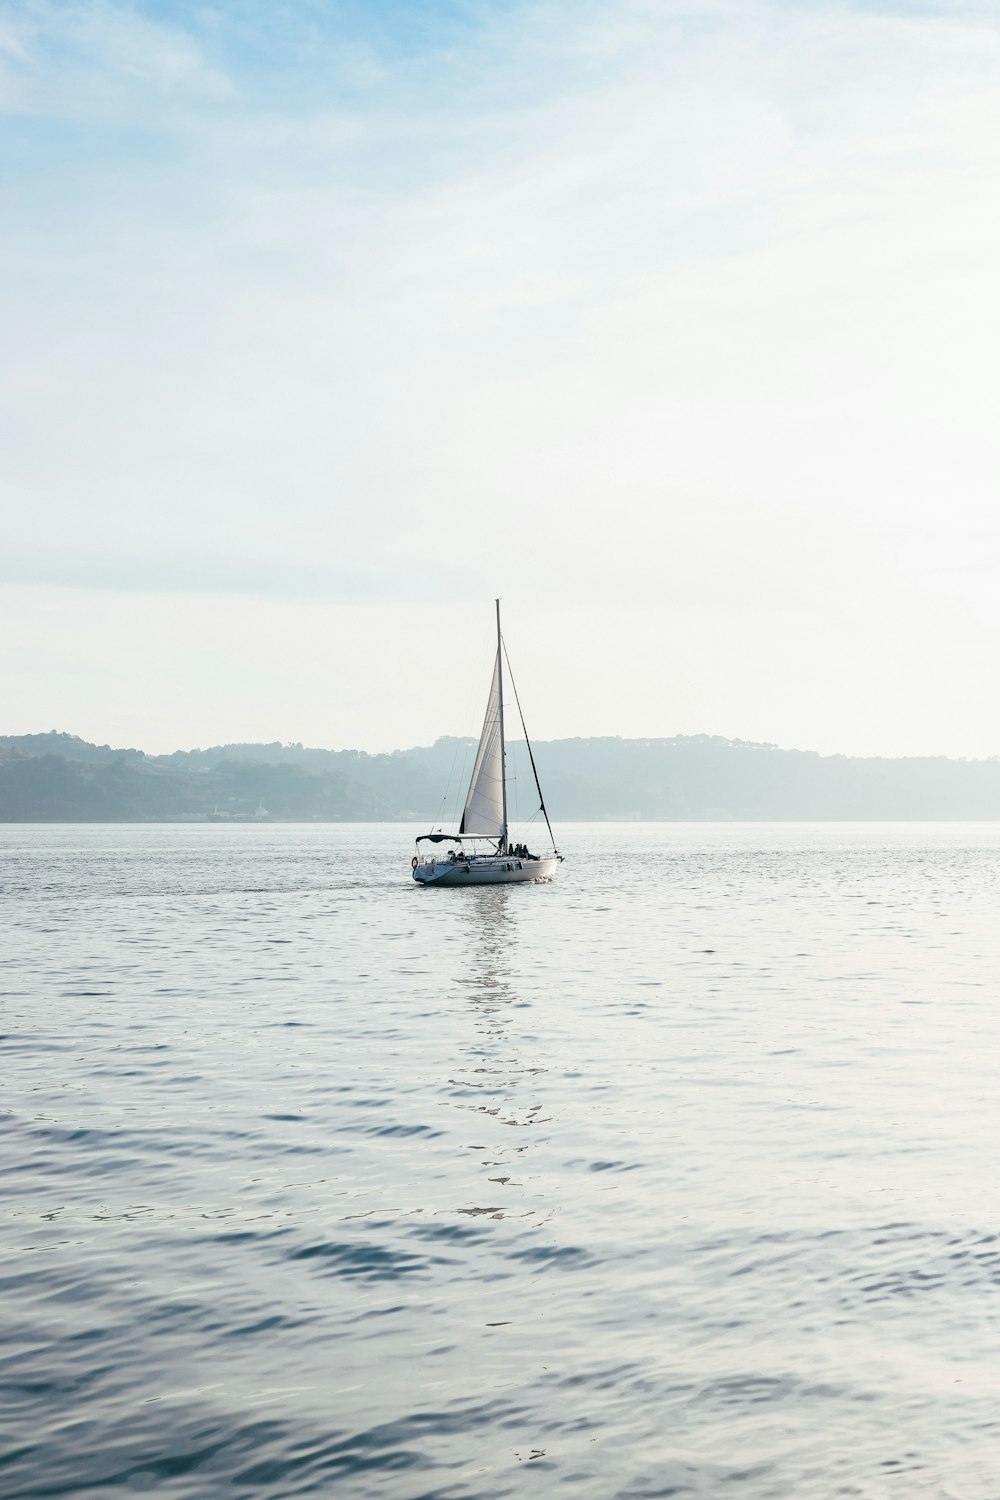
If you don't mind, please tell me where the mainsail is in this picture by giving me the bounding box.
[459,647,506,839]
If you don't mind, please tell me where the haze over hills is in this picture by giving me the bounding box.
[4,731,1000,822]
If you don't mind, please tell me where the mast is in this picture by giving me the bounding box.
[496,597,507,850]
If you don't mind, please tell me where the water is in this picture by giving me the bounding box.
[4,822,1000,1498]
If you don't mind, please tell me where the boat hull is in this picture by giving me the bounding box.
[413,855,559,886]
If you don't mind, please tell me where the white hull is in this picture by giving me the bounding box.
[413,854,559,887]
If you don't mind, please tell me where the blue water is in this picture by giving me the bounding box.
[4,822,1000,1498]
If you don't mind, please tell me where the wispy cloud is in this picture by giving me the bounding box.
[1,1,237,117]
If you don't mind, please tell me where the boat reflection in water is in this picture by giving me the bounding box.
[446,886,552,1230]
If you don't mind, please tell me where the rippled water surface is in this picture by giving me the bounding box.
[5,822,1000,1498]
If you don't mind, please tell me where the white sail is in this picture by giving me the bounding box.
[459,650,506,838]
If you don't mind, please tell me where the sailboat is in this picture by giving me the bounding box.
[412,601,562,887]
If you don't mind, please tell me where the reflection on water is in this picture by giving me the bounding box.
[450,887,552,1226]
[5,821,1000,1498]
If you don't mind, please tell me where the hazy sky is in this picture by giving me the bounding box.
[4,0,1000,756]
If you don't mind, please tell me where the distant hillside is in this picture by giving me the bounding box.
[2,731,148,766]
[0,739,394,822]
[3,731,1000,821]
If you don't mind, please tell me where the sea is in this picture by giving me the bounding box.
[4,821,1000,1499]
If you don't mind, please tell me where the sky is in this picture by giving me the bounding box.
[4,0,1000,757]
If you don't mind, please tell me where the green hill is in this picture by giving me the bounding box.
[3,732,1000,821]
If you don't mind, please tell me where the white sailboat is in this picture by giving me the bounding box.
[412,601,562,887]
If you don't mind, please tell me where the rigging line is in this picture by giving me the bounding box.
[436,734,465,827]
[500,635,559,854]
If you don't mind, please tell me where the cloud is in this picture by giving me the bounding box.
[1,0,235,117]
